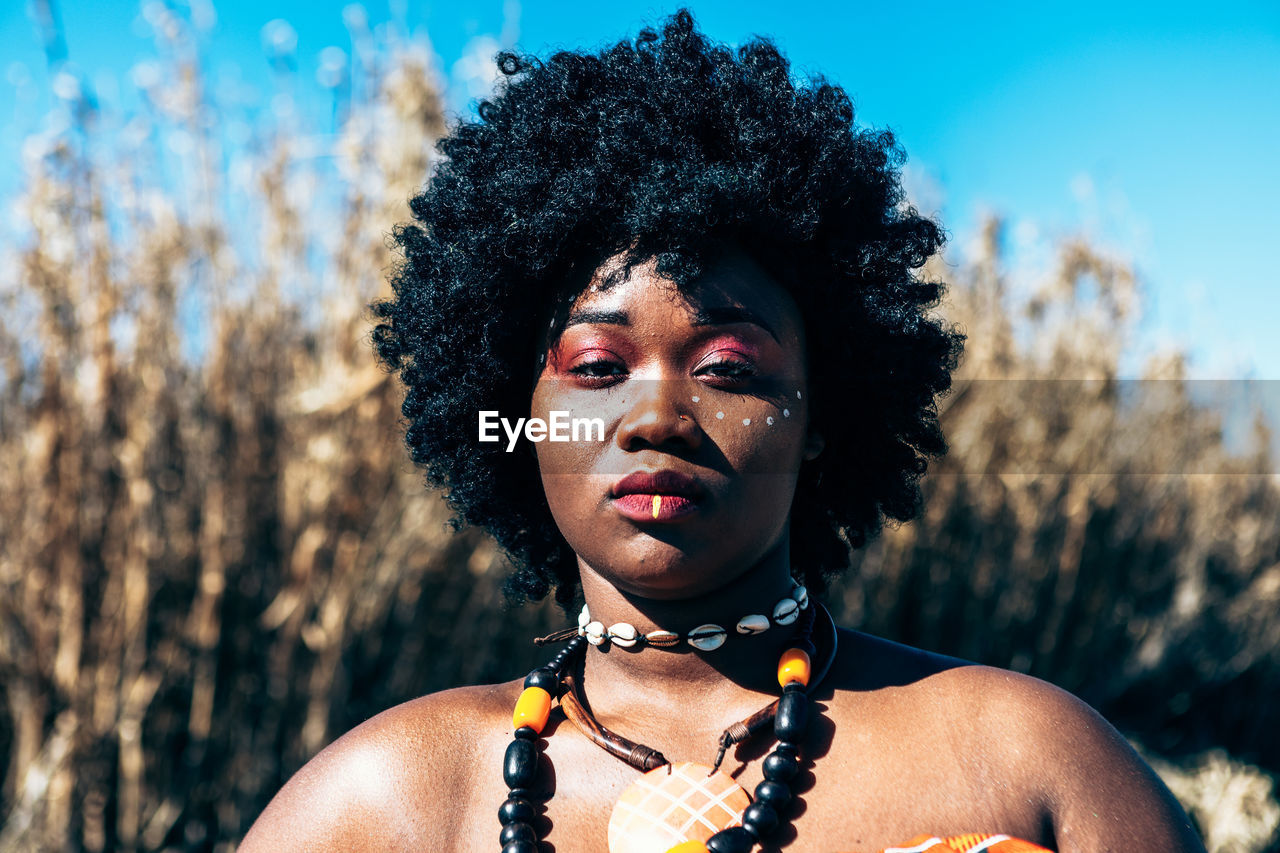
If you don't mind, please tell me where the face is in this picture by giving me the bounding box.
[530,248,823,600]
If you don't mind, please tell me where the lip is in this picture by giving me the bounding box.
[610,470,706,523]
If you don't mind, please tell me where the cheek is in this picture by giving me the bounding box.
[692,394,809,471]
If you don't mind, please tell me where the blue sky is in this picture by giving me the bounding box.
[3,0,1279,382]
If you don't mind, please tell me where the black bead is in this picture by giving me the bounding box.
[774,690,808,744]
[753,779,792,809]
[500,842,538,853]
[741,801,779,838]
[762,749,799,782]
[503,739,538,789]
[499,822,536,845]
[783,681,805,694]
[524,669,559,692]
[513,726,538,741]
[706,825,754,852]
[498,796,535,825]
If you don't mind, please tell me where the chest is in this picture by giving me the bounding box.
[453,713,1052,853]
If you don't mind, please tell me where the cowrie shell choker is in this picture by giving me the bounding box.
[577,581,810,652]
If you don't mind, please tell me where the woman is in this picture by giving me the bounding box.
[241,11,1204,852]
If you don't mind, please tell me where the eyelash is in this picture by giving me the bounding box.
[695,356,757,385]
[565,355,758,388]
[567,357,626,388]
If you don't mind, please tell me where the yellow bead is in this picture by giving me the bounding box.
[512,686,552,734]
[777,648,811,688]
[665,842,710,853]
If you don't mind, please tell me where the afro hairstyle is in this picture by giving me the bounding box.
[371,9,964,608]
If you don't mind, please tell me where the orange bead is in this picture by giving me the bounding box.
[512,686,552,734]
[777,648,811,688]
[665,842,711,853]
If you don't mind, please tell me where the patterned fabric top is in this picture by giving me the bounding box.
[857,833,1053,853]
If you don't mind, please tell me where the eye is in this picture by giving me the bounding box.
[694,354,758,387]
[568,356,627,388]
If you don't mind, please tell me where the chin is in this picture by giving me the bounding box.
[586,540,750,601]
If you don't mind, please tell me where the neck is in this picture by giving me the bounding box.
[575,543,802,708]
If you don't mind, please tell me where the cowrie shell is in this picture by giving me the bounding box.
[736,614,770,635]
[609,623,639,648]
[687,624,727,651]
[585,621,607,645]
[794,585,809,609]
[645,630,680,648]
[578,605,591,628]
[772,598,799,626]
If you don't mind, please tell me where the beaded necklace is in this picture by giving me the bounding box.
[498,601,838,853]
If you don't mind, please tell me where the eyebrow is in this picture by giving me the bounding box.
[690,306,779,342]
[564,309,629,329]
[562,305,780,341]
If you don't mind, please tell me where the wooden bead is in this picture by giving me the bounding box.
[498,796,535,825]
[499,822,536,845]
[753,779,791,809]
[706,826,754,852]
[666,842,711,853]
[742,801,778,837]
[735,614,770,635]
[774,691,808,744]
[501,842,538,853]
[776,648,811,688]
[762,750,799,782]
[523,669,558,692]
[503,738,538,789]
[512,686,552,734]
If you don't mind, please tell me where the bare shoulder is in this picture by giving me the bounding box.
[822,630,1204,851]
[239,680,520,853]
[948,664,1203,851]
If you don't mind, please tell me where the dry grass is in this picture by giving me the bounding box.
[0,6,1276,852]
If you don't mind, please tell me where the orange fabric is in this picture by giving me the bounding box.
[658,831,1051,853]
[842,833,1052,853]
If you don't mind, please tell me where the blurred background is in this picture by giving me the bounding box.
[0,1,1277,851]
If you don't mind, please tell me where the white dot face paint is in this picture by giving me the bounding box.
[742,418,751,426]
[783,409,790,417]
[692,396,699,403]
[716,411,725,420]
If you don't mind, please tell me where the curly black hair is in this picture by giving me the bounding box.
[372,9,964,608]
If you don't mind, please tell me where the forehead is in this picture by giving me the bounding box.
[566,248,806,341]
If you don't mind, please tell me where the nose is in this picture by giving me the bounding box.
[615,381,702,452]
